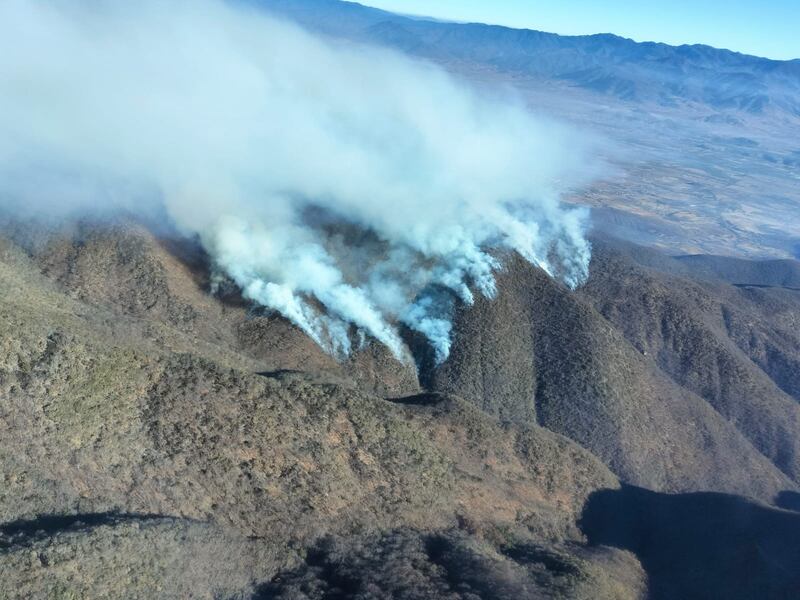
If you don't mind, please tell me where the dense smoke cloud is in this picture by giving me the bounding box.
[0,0,597,363]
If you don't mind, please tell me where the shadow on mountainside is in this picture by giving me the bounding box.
[579,485,800,600]
[775,491,800,512]
[0,512,179,549]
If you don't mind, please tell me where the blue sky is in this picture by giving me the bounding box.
[359,1,800,60]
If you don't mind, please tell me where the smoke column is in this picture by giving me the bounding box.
[0,0,596,363]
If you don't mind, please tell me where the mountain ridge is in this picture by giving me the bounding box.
[255,0,800,115]
[2,216,800,598]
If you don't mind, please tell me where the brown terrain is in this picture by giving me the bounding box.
[3,2,800,598]
[1,217,799,599]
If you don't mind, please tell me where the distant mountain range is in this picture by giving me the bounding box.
[255,0,800,116]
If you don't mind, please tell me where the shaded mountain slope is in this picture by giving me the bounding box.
[431,254,796,501]
[580,240,800,484]
[673,254,800,288]
[581,485,800,600]
[623,245,800,403]
[611,238,800,289]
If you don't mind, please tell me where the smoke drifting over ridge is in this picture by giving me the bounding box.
[0,0,597,363]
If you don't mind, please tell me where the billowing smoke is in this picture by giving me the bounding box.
[0,0,596,363]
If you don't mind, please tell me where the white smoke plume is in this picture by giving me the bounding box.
[0,0,597,363]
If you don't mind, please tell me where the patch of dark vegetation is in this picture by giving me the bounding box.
[501,542,582,577]
[580,485,800,600]
[257,369,306,379]
[0,512,176,549]
[253,530,601,600]
[252,531,457,600]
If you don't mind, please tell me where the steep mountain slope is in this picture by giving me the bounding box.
[2,218,799,598]
[430,254,797,500]
[8,219,419,398]
[620,245,800,402]
[580,240,800,483]
[0,220,642,599]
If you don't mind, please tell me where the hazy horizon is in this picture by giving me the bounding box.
[359,0,800,61]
